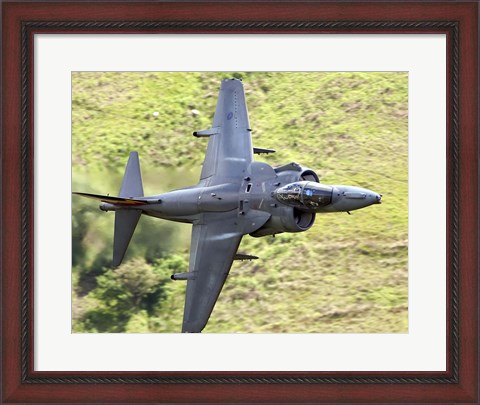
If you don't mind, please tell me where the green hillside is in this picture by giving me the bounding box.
[72,72,408,333]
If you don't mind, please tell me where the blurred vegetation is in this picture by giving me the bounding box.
[72,72,408,333]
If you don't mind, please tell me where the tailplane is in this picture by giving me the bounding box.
[73,152,145,267]
[119,151,144,198]
[113,151,144,266]
[113,209,141,266]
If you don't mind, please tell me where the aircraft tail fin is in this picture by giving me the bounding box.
[73,152,146,267]
[72,192,146,206]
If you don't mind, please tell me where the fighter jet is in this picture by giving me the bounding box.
[74,78,382,333]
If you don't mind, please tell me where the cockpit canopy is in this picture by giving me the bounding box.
[274,181,332,211]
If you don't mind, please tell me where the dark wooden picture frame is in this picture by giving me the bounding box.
[2,1,478,403]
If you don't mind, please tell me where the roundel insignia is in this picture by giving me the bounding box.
[227,112,234,120]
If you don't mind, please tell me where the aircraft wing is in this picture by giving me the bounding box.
[181,217,242,333]
[181,209,270,333]
[197,79,253,185]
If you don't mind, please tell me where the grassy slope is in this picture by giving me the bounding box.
[72,71,408,333]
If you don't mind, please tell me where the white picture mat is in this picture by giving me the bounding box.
[34,34,446,371]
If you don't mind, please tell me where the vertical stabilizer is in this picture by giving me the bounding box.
[119,152,144,198]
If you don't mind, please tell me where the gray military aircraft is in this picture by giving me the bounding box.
[74,78,382,333]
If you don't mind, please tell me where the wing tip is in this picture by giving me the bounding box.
[221,78,244,91]
[182,320,205,333]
